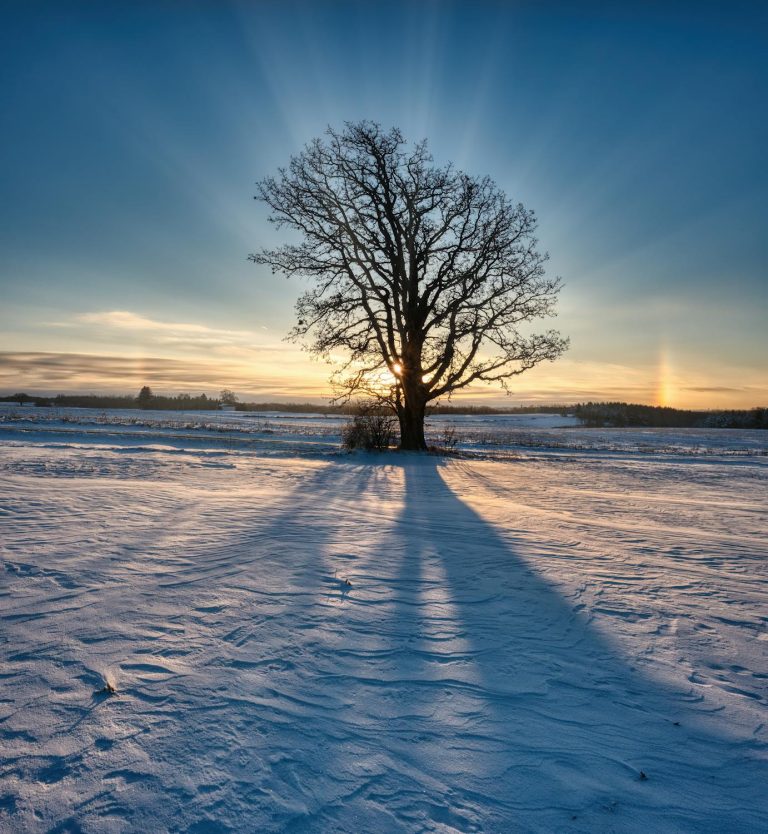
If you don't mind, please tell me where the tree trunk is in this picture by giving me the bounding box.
[397,396,427,451]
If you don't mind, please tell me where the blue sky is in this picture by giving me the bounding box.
[1,1,766,405]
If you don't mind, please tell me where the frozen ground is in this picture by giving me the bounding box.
[1,409,767,832]
[2,405,766,457]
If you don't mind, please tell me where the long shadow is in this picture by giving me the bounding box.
[374,455,768,833]
[21,454,766,834]
[187,453,767,833]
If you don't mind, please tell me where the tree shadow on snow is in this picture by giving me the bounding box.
[290,454,767,834]
[33,456,765,834]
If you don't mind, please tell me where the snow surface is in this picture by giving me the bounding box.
[2,405,766,458]
[1,410,767,832]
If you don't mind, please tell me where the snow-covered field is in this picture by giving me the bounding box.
[1,408,767,832]
[2,405,766,457]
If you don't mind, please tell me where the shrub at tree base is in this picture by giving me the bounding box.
[342,412,397,451]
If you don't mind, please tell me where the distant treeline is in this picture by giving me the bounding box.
[428,403,571,416]
[234,401,342,414]
[573,402,768,429]
[0,392,216,411]
[233,401,571,415]
[1,393,570,416]
[1,392,766,428]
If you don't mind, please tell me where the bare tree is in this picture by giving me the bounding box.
[251,122,568,450]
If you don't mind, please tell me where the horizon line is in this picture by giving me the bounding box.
[2,390,766,414]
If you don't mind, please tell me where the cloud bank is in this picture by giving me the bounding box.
[0,351,327,400]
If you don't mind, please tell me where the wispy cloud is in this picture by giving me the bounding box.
[683,386,752,394]
[50,310,287,355]
[0,351,329,399]
[73,310,256,346]
[76,310,250,337]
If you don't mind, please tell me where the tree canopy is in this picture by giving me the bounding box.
[251,122,568,448]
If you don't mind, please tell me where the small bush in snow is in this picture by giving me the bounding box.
[341,405,396,451]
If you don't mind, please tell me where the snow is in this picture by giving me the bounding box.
[2,405,766,458]
[1,410,767,832]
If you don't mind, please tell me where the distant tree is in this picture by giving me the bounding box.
[219,389,238,405]
[251,121,568,450]
[136,386,154,408]
[12,392,30,405]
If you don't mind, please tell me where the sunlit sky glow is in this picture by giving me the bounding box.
[1,1,766,407]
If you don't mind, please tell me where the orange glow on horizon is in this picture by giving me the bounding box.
[655,347,675,407]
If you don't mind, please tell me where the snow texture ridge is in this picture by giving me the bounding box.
[1,415,767,832]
